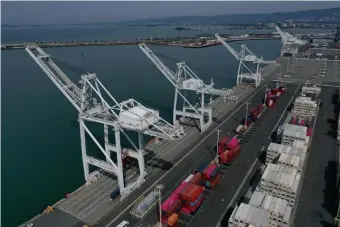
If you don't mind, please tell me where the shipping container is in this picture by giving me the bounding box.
[203,164,218,179]
[232,146,241,158]
[183,174,194,183]
[195,163,209,173]
[162,197,181,216]
[235,124,244,134]
[307,128,313,137]
[167,213,179,226]
[206,174,222,189]
[189,172,202,185]
[179,183,204,202]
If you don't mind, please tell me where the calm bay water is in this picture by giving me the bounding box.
[2,25,282,227]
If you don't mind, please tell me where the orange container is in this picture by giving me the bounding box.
[179,183,203,202]
[167,213,179,226]
[208,174,222,189]
[189,172,202,185]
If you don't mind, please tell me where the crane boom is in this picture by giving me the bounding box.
[139,43,178,87]
[26,44,83,112]
[215,34,240,60]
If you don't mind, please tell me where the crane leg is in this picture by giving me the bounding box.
[79,120,90,181]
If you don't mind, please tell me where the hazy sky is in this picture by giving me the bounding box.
[2,1,340,25]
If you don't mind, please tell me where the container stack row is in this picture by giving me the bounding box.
[235,103,265,135]
[218,137,241,165]
[160,161,223,226]
[291,96,318,118]
[259,163,301,206]
[266,141,308,164]
[265,86,286,108]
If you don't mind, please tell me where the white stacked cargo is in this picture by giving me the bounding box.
[260,163,301,206]
[228,203,270,227]
[278,153,306,172]
[249,191,292,227]
[281,124,307,146]
[266,143,291,163]
[301,85,321,95]
[292,96,317,117]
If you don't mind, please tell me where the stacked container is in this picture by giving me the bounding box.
[260,163,301,206]
[249,191,292,227]
[228,203,271,227]
[178,183,205,215]
[292,96,318,117]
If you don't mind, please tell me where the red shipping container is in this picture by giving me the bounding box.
[219,152,228,164]
[162,199,181,216]
[307,128,313,136]
[203,164,217,179]
[232,146,241,158]
[226,150,234,161]
[179,183,203,202]
[189,172,202,185]
[181,196,205,214]
[207,174,222,189]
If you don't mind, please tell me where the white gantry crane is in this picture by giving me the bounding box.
[215,34,277,87]
[275,25,307,57]
[139,43,237,132]
[25,44,184,199]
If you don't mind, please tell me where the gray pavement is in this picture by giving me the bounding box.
[293,86,338,227]
[105,83,300,227]
[24,208,86,227]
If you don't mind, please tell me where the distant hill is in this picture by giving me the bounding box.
[119,7,340,26]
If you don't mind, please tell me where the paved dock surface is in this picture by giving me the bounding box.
[105,83,300,227]
[293,85,339,227]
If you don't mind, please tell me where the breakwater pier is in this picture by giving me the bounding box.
[2,34,280,50]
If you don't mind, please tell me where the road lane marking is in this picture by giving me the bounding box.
[105,84,267,227]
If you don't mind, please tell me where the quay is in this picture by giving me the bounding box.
[1,34,280,50]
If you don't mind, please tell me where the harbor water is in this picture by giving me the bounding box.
[2,24,282,227]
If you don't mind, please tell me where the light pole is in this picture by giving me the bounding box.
[156,184,164,227]
[216,129,222,160]
[245,102,250,127]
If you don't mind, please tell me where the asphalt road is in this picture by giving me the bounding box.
[105,82,300,227]
[293,85,338,227]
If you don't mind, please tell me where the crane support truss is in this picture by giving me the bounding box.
[275,25,307,57]
[215,34,278,87]
[139,43,237,132]
[25,44,184,199]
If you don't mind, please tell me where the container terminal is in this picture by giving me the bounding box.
[19,28,340,227]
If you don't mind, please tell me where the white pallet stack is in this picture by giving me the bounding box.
[260,163,301,206]
[301,86,321,95]
[266,143,291,163]
[228,203,270,227]
[292,96,317,117]
[249,191,292,227]
[278,153,306,172]
[281,124,309,146]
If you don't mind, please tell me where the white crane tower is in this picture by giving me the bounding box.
[275,25,307,57]
[25,44,185,199]
[215,34,278,87]
[139,43,237,132]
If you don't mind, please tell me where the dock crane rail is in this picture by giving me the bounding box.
[25,44,184,199]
